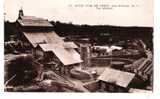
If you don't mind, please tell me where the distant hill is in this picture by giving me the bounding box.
[51,21,153,38]
[52,21,153,50]
[4,21,153,49]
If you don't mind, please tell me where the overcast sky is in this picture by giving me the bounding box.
[4,0,153,26]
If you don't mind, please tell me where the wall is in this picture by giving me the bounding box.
[90,57,133,66]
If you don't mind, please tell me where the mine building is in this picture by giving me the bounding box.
[98,68,135,92]
[14,9,54,52]
[35,44,82,74]
[14,9,83,75]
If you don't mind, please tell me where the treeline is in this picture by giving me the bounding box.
[4,21,153,49]
[52,21,153,39]
[4,21,17,41]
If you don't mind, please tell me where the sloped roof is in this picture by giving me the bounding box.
[38,44,82,65]
[23,31,64,47]
[23,31,82,65]
[18,16,53,27]
[64,42,78,49]
[98,68,135,88]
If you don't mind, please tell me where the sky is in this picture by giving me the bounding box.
[4,0,153,26]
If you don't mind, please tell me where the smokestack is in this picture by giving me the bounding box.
[80,44,91,69]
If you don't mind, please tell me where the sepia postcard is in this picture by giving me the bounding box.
[4,0,153,93]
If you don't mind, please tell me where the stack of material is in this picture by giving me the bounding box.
[137,59,153,77]
[124,58,146,71]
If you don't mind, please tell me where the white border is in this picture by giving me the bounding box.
[154,0,160,94]
[0,0,4,92]
[0,0,160,98]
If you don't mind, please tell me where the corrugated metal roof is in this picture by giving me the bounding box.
[18,16,53,27]
[39,44,82,65]
[23,31,64,47]
[98,68,135,88]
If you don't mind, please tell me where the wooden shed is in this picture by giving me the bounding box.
[98,68,135,92]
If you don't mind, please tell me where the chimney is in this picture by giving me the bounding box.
[18,7,24,19]
[80,44,91,69]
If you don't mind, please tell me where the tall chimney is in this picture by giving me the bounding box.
[80,44,91,69]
